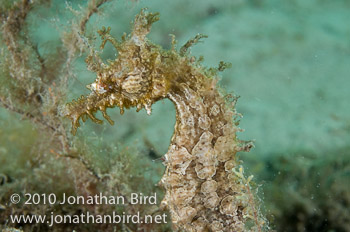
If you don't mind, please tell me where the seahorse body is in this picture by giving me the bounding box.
[63,9,262,232]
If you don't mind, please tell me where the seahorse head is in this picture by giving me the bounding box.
[62,10,170,134]
[86,66,151,105]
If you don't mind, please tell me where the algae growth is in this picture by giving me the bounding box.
[1,0,349,232]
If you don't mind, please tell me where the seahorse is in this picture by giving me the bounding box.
[63,9,264,232]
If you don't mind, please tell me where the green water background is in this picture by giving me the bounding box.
[53,0,350,157]
[1,0,349,231]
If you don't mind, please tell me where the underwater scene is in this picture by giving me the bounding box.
[0,0,349,231]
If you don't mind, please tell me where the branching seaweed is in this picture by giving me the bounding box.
[1,1,170,232]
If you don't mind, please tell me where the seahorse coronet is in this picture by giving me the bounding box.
[64,8,263,232]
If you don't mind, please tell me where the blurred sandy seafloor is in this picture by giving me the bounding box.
[0,0,349,231]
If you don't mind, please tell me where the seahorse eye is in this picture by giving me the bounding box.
[121,74,148,95]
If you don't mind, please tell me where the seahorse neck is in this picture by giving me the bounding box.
[166,81,236,153]
[160,78,252,231]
